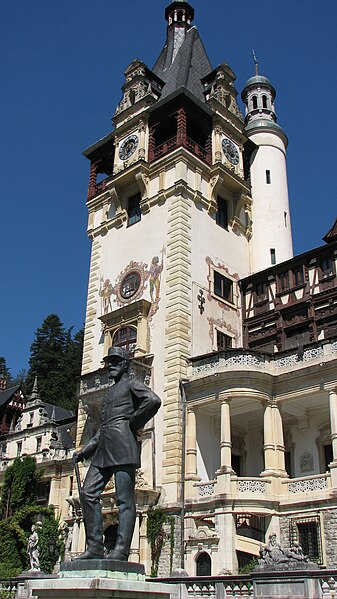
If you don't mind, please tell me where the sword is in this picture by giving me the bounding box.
[74,460,84,516]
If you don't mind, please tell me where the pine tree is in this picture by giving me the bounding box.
[26,314,83,411]
[0,356,12,386]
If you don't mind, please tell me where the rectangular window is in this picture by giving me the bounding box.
[127,193,141,226]
[214,271,233,303]
[17,442,22,457]
[293,266,304,287]
[279,271,290,291]
[294,519,322,564]
[217,330,232,350]
[270,248,276,265]
[320,255,334,278]
[255,282,267,302]
[215,196,228,230]
[266,170,271,184]
[36,436,42,452]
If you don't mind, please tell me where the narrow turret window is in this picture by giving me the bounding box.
[262,95,268,108]
[252,96,258,110]
[266,170,271,184]
[270,248,276,265]
[215,196,228,230]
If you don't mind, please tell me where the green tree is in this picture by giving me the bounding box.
[0,357,12,386]
[0,458,64,577]
[26,314,83,411]
[0,456,41,519]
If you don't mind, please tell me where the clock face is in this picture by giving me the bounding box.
[120,271,141,299]
[119,134,139,161]
[222,138,239,165]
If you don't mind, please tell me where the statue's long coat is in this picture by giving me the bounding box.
[81,373,161,468]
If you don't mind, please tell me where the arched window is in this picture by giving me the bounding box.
[177,10,184,21]
[196,552,211,576]
[113,326,137,356]
[252,96,258,110]
[262,95,268,109]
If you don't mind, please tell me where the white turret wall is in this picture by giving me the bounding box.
[249,130,293,272]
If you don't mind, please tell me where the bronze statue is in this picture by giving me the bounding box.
[73,346,161,561]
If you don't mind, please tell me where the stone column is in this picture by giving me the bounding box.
[219,398,232,472]
[262,400,276,474]
[273,402,286,475]
[329,389,337,464]
[214,126,222,163]
[129,512,140,563]
[138,119,146,160]
[186,408,198,480]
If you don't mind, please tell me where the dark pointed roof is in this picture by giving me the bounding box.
[323,217,337,244]
[0,385,20,408]
[152,26,212,102]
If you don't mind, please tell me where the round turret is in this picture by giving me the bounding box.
[241,66,293,271]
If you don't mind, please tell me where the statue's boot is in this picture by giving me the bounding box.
[106,546,128,561]
[73,549,104,560]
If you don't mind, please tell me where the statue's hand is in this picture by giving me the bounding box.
[72,451,84,464]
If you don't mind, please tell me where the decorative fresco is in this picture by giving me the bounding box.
[99,278,114,315]
[99,249,164,318]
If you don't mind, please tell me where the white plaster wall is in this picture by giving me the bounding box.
[245,427,264,476]
[249,131,293,272]
[197,414,220,480]
[190,201,250,357]
[87,201,168,371]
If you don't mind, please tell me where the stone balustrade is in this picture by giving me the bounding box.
[281,472,331,494]
[190,340,337,378]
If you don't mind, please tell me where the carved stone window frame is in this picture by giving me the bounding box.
[99,299,151,358]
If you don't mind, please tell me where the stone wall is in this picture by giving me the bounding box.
[323,509,337,567]
[157,515,181,577]
[279,515,291,550]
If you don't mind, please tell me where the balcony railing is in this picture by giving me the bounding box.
[152,135,211,165]
[282,472,331,494]
[190,340,337,377]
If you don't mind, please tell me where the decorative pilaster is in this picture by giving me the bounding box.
[163,193,192,501]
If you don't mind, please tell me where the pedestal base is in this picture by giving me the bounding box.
[30,564,178,599]
[60,559,145,580]
[252,570,321,599]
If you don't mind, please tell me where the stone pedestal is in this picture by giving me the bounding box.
[252,570,321,599]
[29,561,178,599]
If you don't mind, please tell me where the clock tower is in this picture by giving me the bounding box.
[77,1,294,573]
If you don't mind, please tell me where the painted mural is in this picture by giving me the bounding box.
[99,250,164,319]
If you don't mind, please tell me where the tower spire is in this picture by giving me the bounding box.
[252,49,259,76]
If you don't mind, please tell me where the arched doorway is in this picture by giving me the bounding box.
[104,524,118,554]
[196,551,211,576]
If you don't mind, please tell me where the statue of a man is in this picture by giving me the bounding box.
[73,346,161,561]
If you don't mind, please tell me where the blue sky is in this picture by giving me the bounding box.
[1,1,336,377]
